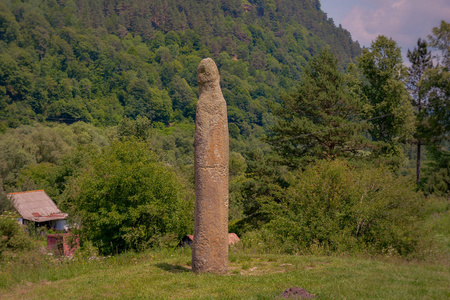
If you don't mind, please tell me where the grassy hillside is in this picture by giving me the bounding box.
[0,248,449,299]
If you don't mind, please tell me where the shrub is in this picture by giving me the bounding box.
[0,193,14,215]
[0,214,34,259]
[64,139,193,255]
[421,147,450,197]
[259,159,424,256]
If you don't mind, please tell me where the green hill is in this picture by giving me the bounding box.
[0,0,360,130]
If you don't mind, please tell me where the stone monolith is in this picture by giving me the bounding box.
[192,58,229,274]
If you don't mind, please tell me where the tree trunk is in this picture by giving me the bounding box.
[417,140,421,184]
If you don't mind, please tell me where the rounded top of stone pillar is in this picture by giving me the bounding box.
[197,58,219,85]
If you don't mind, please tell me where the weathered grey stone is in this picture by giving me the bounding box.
[192,58,229,274]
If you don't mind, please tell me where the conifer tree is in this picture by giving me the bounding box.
[420,21,450,195]
[407,38,433,183]
[268,49,369,167]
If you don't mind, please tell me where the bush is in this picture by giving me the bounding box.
[257,159,424,256]
[421,147,450,197]
[64,139,193,255]
[0,215,34,259]
[0,193,14,215]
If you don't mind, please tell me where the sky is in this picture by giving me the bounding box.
[320,0,450,63]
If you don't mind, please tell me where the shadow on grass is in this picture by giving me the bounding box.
[156,262,191,273]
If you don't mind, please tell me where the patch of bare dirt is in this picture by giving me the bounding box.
[279,287,315,299]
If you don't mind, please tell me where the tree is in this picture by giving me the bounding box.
[263,159,424,255]
[168,75,196,114]
[358,35,415,165]
[425,20,450,141]
[419,21,450,195]
[407,38,433,183]
[421,147,450,196]
[0,2,20,43]
[117,116,153,141]
[64,139,193,254]
[268,49,369,167]
[229,147,289,235]
[0,192,14,215]
[428,20,450,68]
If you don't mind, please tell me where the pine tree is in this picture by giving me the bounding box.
[268,49,369,167]
[407,38,433,183]
[419,21,450,196]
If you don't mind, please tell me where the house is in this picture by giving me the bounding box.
[8,190,68,230]
[179,233,240,247]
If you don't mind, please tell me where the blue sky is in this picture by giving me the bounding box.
[320,0,450,63]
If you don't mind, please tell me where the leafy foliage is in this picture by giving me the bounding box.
[259,159,424,255]
[0,193,14,215]
[0,215,34,259]
[0,0,360,132]
[0,1,447,259]
[421,146,450,196]
[428,20,450,68]
[407,38,433,183]
[417,21,450,195]
[63,139,193,254]
[0,122,107,194]
[268,50,370,166]
[358,36,415,164]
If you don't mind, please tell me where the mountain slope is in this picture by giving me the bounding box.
[0,0,360,133]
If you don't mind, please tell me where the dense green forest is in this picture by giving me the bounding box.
[0,0,360,129]
[0,0,448,258]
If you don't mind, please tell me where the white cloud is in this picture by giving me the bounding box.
[342,0,450,55]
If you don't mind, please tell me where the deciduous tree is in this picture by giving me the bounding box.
[358,36,415,166]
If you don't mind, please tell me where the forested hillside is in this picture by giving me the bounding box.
[0,0,360,129]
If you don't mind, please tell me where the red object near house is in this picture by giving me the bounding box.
[228,233,240,245]
[179,233,240,247]
[47,233,79,256]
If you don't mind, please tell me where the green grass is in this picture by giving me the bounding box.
[0,248,449,299]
